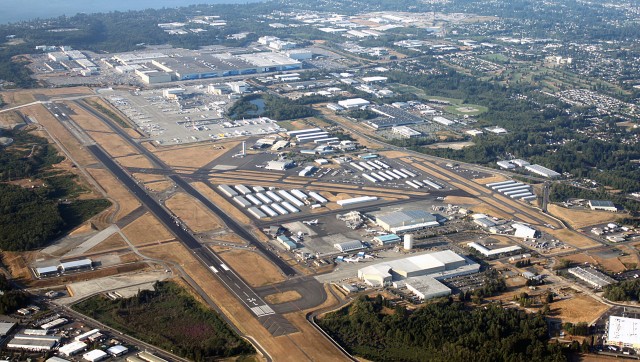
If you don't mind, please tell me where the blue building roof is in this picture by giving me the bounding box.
[375,234,401,243]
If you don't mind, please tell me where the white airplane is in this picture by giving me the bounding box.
[303,219,319,225]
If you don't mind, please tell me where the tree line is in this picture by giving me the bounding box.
[317,295,566,362]
[73,281,254,361]
[227,93,315,121]
[0,130,110,250]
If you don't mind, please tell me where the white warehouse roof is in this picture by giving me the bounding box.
[358,250,474,285]
[467,242,522,257]
[59,341,87,356]
[607,316,640,347]
[83,349,108,362]
[338,98,370,108]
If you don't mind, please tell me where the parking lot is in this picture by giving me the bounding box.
[105,87,285,145]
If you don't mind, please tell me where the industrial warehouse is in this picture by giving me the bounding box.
[107,47,302,83]
[354,250,480,300]
[373,209,447,233]
[606,316,640,351]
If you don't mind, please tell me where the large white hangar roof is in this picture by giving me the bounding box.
[237,52,301,68]
[359,250,467,280]
[377,209,437,227]
[608,316,640,346]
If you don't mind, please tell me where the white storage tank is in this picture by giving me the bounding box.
[404,234,414,250]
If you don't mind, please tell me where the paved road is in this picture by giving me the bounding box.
[255,276,328,314]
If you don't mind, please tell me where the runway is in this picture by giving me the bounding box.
[88,144,298,335]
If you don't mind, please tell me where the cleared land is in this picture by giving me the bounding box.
[87,132,138,158]
[0,111,24,127]
[547,204,619,229]
[592,254,626,273]
[121,213,174,246]
[426,141,475,150]
[473,175,508,184]
[550,294,608,324]
[87,168,140,221]
[217,249,286,287]
[115,154,155,169]
[543,228,601,249]
[165,192,223,233]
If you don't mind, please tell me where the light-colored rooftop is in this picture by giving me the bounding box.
[608,316,640,346]
[376,210,438,227]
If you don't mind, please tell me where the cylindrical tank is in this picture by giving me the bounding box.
[404,234,414,250]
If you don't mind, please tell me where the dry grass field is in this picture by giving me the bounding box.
[544,228,601,249]
[131,173,164,184]
[69,222,95,236]
[264,291,302,304]
[212,233,247,245]
[152,141,239,169]
[87,168,140,221]
[560,253,597,265]
[115,154,154,168]
[547,204,619,229]
[410,162,452,182]
[473,175,508,184]
[165,192,222,232]
[550,294,608,324]
[0,111,24,127]
[87,132,138,158]
[67,102,114,133]
[121,213,174,246]
[217,249,286,287]
[593,255,626,273]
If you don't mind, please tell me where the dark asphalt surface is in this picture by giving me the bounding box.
[75,100,296,276]
[88,144,279,320]
[170,175,297,276]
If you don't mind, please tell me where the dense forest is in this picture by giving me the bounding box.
[317,295,566,362]
[0,274,29,314]
[0,129,110,250]
[74,281,254,361]
[227,93,315,121]
[603,279,640,302]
